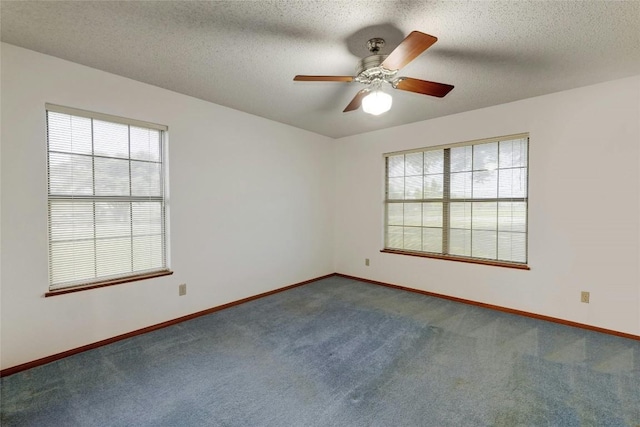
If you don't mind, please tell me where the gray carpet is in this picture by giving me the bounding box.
[2,276,639,426]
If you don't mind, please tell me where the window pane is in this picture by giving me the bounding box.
[387,203,403,226]
[473,142,498,171]
[422,228,442,253]
[498,167,527,198]
[451,146,472,172]
[48,152,93,196]
[500,138,528,168]
[94,157,130,196]
[95,202,131,239]
[404,203,422,227]
[133,234,163,271]
[47,112,92,155]
[130,127,161,162]
[472,230,497,259]
[404,227,422,250]
[451,172,472,199]
[424,150,444,174]
[449,229,471,257]
[387,177,404,200]
[133,202,163,236]
[50,240,96,285]
[472,202,497,231]
[405,152,423,176]
[498,232,527,263]
[131,161,162,197]
[387,155,404,178]
[498,202,527,232]
[422,202,442,227]
[424,174,443,198]
[93,120,129,158]
[405,176,423,199]
[386,226,403,248]
[472,170,498,198]
[96,237,132,277]
[49,201,94,241]
[450,202,472,229]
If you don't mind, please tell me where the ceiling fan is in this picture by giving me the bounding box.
[294,31,454,115]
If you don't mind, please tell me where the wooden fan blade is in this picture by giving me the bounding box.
[395,77,454,98]
[294,75,354,82]
[381,31,437,71]
[343,89,368,112]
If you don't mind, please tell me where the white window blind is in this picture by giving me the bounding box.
[46,104,168,290]
[384,134,528,265]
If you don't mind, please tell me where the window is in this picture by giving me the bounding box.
[46,104,169,292]
[383,134,528,268]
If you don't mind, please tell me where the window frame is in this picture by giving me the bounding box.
[45,104,172,296]
[381,133,530,270]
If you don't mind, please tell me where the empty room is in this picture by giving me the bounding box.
[1,1,639,425]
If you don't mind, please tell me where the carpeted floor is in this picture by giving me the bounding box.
[2,276,639,426]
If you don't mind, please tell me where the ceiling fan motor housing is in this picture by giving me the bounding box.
[356,54,385,76]
[355,54,398,84]
[355,38,399,85]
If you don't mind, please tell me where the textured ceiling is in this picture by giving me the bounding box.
[2,1,639,138]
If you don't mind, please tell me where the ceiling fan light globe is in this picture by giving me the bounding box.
[362,91,392,115]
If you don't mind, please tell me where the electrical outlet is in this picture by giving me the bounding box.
[581,291,589,303]
[179,283,187,296]
[365,258,370,266]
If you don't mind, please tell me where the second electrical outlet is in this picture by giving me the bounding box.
[580,291,589,303]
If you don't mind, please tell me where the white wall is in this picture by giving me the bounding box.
[334,76,640,336]
[0,43,335,370]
